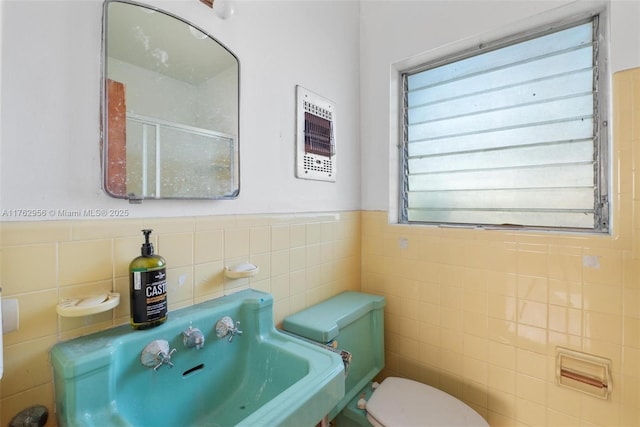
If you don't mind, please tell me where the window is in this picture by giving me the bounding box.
[400,15,608,232]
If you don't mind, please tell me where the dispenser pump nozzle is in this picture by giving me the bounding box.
[141,229,154,256]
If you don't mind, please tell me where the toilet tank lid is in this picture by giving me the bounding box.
[282,291,385,343]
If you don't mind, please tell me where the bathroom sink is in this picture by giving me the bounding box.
[51,290,345,427]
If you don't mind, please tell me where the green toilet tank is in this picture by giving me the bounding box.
[282,291,386,420]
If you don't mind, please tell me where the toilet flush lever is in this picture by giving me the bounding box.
[215,316,243,342]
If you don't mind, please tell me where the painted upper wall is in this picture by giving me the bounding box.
[360,0,640,211]
[4,1,638,220]
[0,0,361,220]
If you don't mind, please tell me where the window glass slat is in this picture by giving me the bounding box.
[408,69,593,123]
[408,188,595,210]
[407,22,593,89]
[408,47,593,106]
[408,163,595,192]
[408,140,594,174]
[406,209,595,228]
[408,94,594,141]
[408,119,594,156]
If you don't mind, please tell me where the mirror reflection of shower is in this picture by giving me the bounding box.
[126,113,235,198]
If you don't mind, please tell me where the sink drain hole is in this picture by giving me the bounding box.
[182,363,204,377]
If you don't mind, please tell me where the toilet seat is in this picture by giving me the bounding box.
[365,377,489,427]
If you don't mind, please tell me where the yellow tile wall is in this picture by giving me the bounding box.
[0,212,361,425]
[361,68,640,426]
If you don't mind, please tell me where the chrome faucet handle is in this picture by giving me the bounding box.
[153,348,177,370]
[215,316,243,342]
[141,340,177,370]
[182,325,205,349]
[229,321,243,342]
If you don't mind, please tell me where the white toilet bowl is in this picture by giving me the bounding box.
[365,377,489,427]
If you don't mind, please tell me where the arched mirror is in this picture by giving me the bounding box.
[102,0,239,201]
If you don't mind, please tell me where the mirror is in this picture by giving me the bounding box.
[102,0,240,201]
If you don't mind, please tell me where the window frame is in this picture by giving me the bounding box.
[396,8,610,233]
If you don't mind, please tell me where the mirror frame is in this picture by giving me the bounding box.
[100,0,241,202]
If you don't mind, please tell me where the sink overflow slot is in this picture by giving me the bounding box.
[182,363,205,377]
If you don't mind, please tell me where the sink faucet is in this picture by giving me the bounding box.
[215,316,243,342]
[141,340,177,371]
[182,325,205,349]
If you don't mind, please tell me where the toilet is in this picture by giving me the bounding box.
[282,291,489,427]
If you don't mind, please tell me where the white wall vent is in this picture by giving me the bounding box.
[295,85,336,182]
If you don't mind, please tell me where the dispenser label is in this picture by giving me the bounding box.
[130,268,167,324]
[133,272,142,290]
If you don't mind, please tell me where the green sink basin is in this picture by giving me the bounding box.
[51,290,345,426]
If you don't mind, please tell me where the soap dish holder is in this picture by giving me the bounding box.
[56,293,120,317]
[224,263,259,279]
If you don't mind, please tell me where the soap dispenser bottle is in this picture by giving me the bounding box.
[129,229,167,329]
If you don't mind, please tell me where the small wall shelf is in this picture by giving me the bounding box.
[56,293,120,317]
[224,263,259,279]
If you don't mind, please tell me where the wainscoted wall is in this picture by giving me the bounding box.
[360,69,640,426]
[0,212,360,425]
[2,69,640,427]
